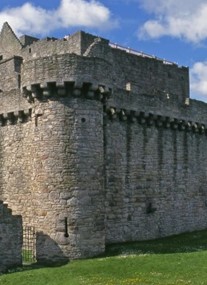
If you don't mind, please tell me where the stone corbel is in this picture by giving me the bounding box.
[138,112,146,125]
[171,119,178,130]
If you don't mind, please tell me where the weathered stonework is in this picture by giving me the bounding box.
[0,201,22,272]
[1,22,207,263]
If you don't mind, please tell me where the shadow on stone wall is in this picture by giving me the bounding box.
[0,202,22,273]
[36,232,69,266]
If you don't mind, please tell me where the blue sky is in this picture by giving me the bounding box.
[1,0,207,102]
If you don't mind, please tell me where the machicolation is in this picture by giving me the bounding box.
[1,21,207,264]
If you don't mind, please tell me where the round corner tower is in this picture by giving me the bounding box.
[0,23,113,263]
[20,51,113,262]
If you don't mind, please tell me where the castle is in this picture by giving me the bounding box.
[1,22,207,264]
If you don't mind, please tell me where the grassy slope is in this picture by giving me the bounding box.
[1,230,207,285]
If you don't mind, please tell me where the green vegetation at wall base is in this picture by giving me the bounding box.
[1,229,207,285]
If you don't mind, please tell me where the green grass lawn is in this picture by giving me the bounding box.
[1,230,207,285]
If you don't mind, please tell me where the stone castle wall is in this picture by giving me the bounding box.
[1,22,207,263]
[104,93,207,243]
[110,49,189,102]
[0,57,22,91]
[21,53,112,89]
[0,201,22,272]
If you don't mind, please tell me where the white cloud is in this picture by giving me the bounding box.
[58,0,113,29]
[139,0,204,16]
[137,0,207,43]
[0,0,116,36]
[190,62,207,100]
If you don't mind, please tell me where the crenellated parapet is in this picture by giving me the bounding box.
[105,107,206,135]
[0,108,32,127]
[22,80,112,103]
